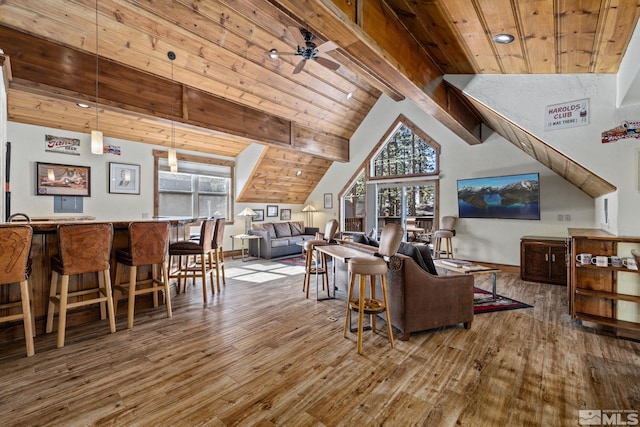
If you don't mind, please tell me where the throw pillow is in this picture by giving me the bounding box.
[397,242,438,276]
[274,222,292,238]
[353,233,379,247]
[289,221,305,236]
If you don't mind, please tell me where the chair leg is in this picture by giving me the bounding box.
[113,263,122,314]
[103,269,116,334]
[344,272,356,338]
[127,266,137,329]
[151,263,159,308]
[369,275,376,333]
[357,274,366,355]
[381,275,394,349]
[46,271,58,334]
[98,271,106,320]
[162,261,172,319]
[56,275,70,348]
[201,254,209,304]
[19,279,35,357]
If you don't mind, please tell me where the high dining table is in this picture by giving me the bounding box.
[313,244,367,301]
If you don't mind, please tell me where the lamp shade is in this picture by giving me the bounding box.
[302,205,317,213]
[91,130,103,154]
[238,207,256,217]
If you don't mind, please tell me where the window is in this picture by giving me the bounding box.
[342,172,366,232]
[372,120,439,179]
[153,150,234,220]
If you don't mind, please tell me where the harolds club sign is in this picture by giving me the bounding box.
[545,98,589,131]
[45,135,81,155]
[601,120,640,143]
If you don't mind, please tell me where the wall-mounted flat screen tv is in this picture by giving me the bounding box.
[457,173,540,220]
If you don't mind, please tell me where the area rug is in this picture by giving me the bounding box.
[473,287,532,314]
[277,255,306,266]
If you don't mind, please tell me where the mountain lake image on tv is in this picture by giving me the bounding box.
[457,173,540,220]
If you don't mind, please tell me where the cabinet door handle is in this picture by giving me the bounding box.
[552,254,556,262]
[545,253,549,262]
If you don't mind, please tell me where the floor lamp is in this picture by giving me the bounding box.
[238,207,256,234]
[302,204,317,228]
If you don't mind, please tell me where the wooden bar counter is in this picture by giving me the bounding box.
[0,217,202,344]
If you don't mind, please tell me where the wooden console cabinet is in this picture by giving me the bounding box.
[520,237,567,285]
[569,228,640,337]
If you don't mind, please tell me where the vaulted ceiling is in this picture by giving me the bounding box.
[1,0,638,202]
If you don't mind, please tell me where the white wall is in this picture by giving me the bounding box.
[308,95,595,266]
[456,73,640,237]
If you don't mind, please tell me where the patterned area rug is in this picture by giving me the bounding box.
[473,287,532,314]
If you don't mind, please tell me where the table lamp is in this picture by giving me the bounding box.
[238,207,256,234]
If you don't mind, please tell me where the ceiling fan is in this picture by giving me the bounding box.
[268,27,340,74]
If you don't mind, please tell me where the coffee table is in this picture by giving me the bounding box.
[433,259,500,301]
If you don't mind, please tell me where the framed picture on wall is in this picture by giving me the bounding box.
[109,162,141,194]
[280,209,291,220]
[267,205,278,217]
[36,162,91,197]
[324,193,333,209]
[254,209,264,222]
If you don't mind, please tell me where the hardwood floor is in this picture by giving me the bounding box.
[0,257,638,426]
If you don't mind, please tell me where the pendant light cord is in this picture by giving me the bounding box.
[95,0,99,131]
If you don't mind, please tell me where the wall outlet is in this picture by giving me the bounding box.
[558,214,564,221]
[564,214,571,221]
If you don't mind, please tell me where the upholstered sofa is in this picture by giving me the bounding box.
[333,240,474,340]
[248,221,318,259]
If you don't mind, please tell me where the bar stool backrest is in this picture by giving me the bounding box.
[212,218,226,249]
[56,223,114,275]
[378,223,404,258]
[323,219,339,243]
[128,222,170,266]
[198,219,216,253]
[0,225,32,284]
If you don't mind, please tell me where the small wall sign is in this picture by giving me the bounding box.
[602,120,640,143]
[544,99,589,131]
[45,135,81,155]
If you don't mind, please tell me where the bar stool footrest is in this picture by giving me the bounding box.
[349,298,386,314]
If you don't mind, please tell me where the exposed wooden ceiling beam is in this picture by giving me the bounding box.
[268,0,484,145]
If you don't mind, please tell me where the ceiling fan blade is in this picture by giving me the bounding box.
[316,40,338,55]
[315,56,340,71]
[288,26,307,48]
[271,51,297,56]
[292,59,307,74]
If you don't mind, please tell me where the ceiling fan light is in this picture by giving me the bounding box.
[269,49,279,60]
[91,130,103,154]
[493,33,515,44]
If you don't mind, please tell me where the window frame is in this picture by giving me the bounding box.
[152,149,235,222]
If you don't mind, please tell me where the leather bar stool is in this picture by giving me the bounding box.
[210,218,226,292]
[46,223,116,348]
[433,216,457,259]
[0,225,35,357]
[168,219,216,303]
[344,223,403,354]
[113,221,171,329]
[302,219,338,299]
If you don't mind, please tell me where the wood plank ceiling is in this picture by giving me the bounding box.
[1,0,638,202]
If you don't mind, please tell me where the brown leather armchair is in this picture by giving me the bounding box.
[334,240,474,340]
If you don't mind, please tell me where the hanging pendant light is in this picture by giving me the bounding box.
[91,0,103,155]
[167,51,178,172]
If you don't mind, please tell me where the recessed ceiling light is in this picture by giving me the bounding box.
[493,33,515,44]
[346,92,353,100]
[296,170,302,177]
[77,102,90,108]
[269,49,279,60]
